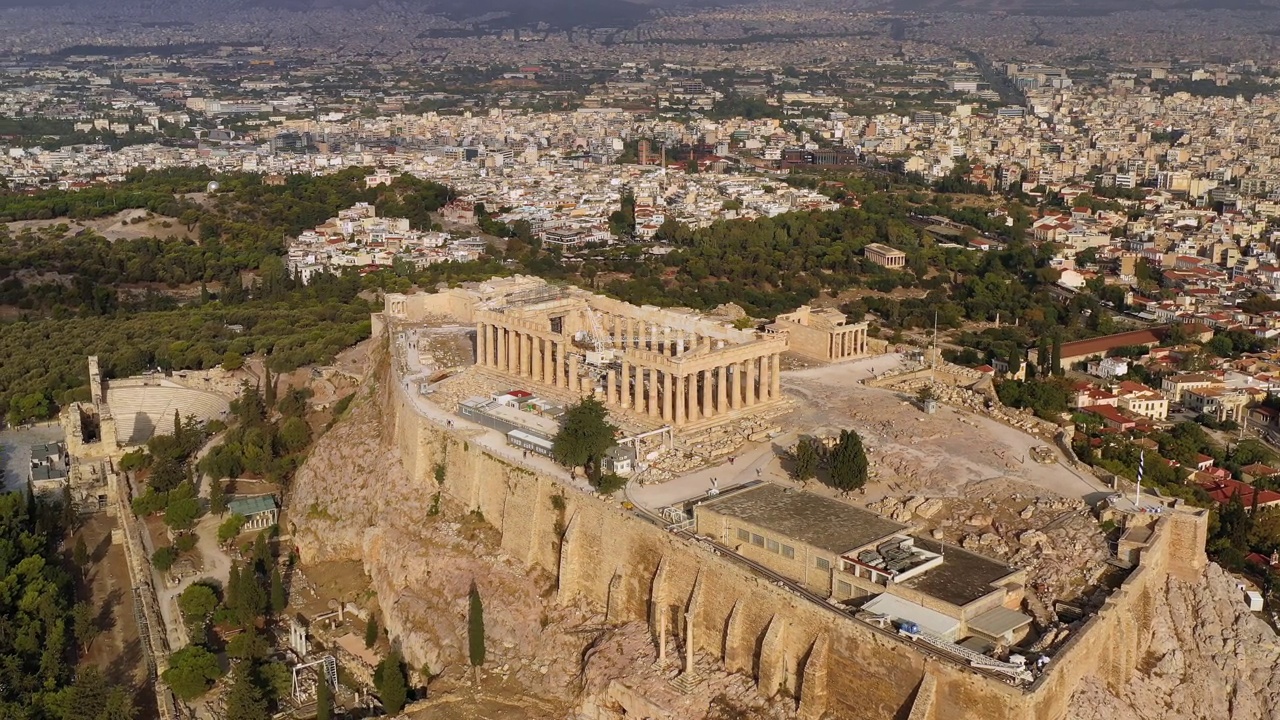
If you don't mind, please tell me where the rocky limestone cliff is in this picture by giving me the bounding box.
[289,350,794,720]
[1068,563,1280,720]
[290,370,590,692]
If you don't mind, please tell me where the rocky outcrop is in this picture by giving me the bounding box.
[1067,563,1280,720]
[290,372,589,692]
[289,348,795,719]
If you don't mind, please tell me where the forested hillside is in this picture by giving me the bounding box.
[0,169,449,426]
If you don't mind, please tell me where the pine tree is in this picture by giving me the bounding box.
[364,616,379,649]
[468,583,486,667]
[1051,334,1063,376]
[224,663,270,720]
[270,566,286,614]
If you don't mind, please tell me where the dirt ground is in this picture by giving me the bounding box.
[780,360,1106,502]
[6,209,195,243]
[407,673,570,720]
[68,513,154,715]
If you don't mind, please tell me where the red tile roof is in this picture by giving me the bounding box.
[1196,477,1280,507]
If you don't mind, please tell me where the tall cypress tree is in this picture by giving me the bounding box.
[468,583,486,667]
[263,367,276,409]
[270,566,286,614]
[315,675,333,720]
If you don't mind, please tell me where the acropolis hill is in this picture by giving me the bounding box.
[287,277,1236,720]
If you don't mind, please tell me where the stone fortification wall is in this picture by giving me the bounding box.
[321,323,1208,720]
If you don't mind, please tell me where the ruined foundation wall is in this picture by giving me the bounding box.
[371,322,1206,720]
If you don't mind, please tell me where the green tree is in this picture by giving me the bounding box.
[72,602,98,653]
[468,582,486,667]
[792,438,819,483]
[227,627,270,660]
[278,416,312,454]
[224,662,270,720]
[552,397,618,485]
[1051,334,1063,375]
[152,546,177,572]
[54,665,134,720]
[827,429,869,492]
[163,495,201,532]
[218,514,247,544]
[365,615,379,649]
[374,651,408,715]
[315,674,333,720]
[179,583,219,626]
[263,367,276,409]
[162,645,223,700]
[270,566,286,614]
[209,478,228,516]
[73,536,89,570]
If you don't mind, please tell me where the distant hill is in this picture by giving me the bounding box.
[0,0,1276,20]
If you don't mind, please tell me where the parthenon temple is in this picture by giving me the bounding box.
[381,277,789,430]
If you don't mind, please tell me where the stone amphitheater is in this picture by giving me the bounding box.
[103,376,232,446]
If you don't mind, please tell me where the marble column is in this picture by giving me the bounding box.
[700,368,712,419]
[648,368,659,419]
[771,353,781,400]
[606,370,617,405]
[476,323,487,366]
[524,333,535,379]
[554,341,564,387]
[663,372,674,422]
[758,354,770,402]
[676,331,686,356]
[545,339,555,384]
[746,357,757,407]
[687,373,700,422]
[498,327,508,372]
[633,365,645,411]
[523,334,533,378]
[731,363,743,411]
[717,365,728,414]
[620,361,632,408]
[674,374,685,426]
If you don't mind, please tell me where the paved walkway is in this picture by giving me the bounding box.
[0,422,65,494]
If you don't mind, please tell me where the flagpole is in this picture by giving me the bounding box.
[1136,450,1143,508]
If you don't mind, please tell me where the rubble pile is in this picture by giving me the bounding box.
[637,403,791,484]
[893,377,1060,440]
[868,490,1111,617]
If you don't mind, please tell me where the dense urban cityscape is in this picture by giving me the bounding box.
[2,1,1280,719]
